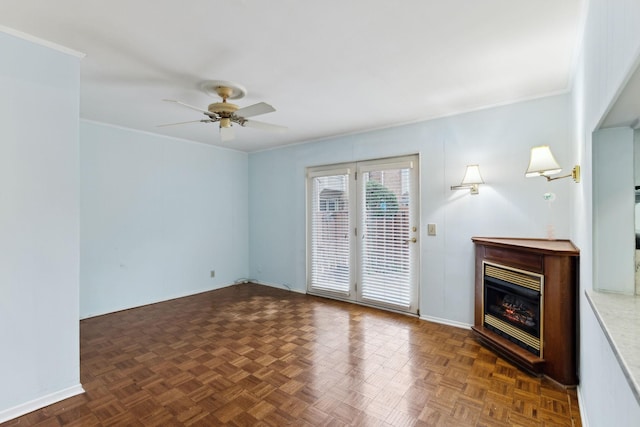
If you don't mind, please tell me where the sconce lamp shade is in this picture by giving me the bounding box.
[460,164,485,185]
[525,145,562,178]
[451,164,484,194]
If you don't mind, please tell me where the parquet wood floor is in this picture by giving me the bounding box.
[2,284,581,426]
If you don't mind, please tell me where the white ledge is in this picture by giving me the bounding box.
[586,290,640,404]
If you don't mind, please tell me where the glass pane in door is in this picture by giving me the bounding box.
[309,173,351,294]
[359,165,415,309]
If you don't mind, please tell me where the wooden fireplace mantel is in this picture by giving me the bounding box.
[471,237,579,386]
[471,237,579,257]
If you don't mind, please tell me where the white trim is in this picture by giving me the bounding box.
[0,384,85,424]
[576,385,589,427]
[80,281,305,319]
[249,280,307,294]
[420,315,473,330]
[251,89,570,154]
[0,25,85,58]
[80,119,247,155]
[80,282,236,319]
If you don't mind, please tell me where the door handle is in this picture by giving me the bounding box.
[405,237,417,244]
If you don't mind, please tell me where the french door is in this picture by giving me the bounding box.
[306,155,419,314]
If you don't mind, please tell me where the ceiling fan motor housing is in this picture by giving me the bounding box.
[208,101,238,128]
[208,102,238,115]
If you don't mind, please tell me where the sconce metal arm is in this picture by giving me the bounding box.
[542,165,580,183]
[450,183,480,194]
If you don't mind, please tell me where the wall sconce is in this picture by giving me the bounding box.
[451,164,485,195]
[525,145,580,183]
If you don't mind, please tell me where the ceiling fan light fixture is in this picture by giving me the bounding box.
[160,80,286,143]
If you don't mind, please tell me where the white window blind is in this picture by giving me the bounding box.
[359,165,413,308]
[309,172,351,294]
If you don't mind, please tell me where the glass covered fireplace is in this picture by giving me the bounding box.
[472,237,579,385]
[482,262,543,357]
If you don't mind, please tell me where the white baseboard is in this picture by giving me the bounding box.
[80,282,237,319]
[0,384,85,424]
[420,315,473,330]
[576,385,589,427]
[249,280,307,294]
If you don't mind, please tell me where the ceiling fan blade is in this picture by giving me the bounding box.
[234,102,276,118]
[220,126,235,142]
[156,119,214,127]
[242,119,288,133]
[163,99,213,116]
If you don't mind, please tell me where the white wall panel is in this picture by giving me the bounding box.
[592,127,635,294]
[0,30,82,421]
[571,0,640,424]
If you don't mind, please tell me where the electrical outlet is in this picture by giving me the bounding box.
[210,270,215,278]
[427,223,436,236]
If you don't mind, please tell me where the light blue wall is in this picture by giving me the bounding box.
[571,0,640,425]
[593,127,635,294]
[249,94,573,325]
[0,31,82,420]
[80,122,249,318]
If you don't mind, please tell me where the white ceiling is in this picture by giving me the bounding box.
[1,0,584,152]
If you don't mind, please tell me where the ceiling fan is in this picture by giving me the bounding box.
[160,80,287,142]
